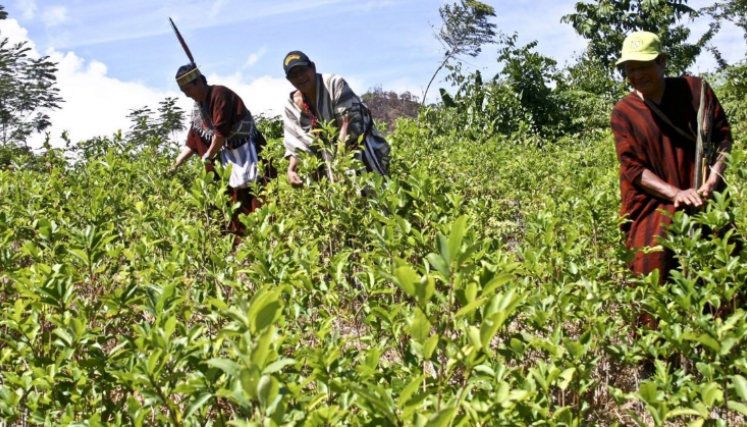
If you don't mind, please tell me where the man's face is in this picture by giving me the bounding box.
[286,65,315,94]
[180,80,204,102]
[624,58,665,98]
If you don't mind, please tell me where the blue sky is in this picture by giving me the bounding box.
[1,0,744,147]
[17,0,448,89]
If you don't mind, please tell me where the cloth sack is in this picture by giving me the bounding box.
[360,104,390,176]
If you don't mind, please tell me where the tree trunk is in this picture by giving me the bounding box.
[422,52,454,106]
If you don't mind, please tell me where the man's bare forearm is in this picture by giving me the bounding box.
[205,135,226,159]
[288,155,300,172]
[339,115,352,146]
[170,146,194,171]
[636,169,680,202]
[637,168,705,208]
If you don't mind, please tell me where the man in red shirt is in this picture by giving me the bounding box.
[168,64,273,237]
[611,32,732,283]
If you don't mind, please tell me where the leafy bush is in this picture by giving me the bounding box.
[711,61,747,139]
[0,105,745,425]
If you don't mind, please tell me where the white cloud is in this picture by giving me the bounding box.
[0,17,294,149]
[210,0,228,17]
[207,71,294,118]
[0,18,184,148]
[1,15,414,147]
[14,0,37,20]
[42,5,68,27]
[0,17,35,49]
[36,53,293,148]
[40,50,188,148]
[244,46,267,68]
[39,53,294,149]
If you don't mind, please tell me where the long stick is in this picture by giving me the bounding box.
[694,81,707,192]
[688,79,714,248]
[169,17,196,66]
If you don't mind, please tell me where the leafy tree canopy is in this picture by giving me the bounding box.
[437,0,497,58]
[0,7,63,145]
[423,0,497,103]
[704,0,747,44]
[561,0,716,75]
[126,97,185,149]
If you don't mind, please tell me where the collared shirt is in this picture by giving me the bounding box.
[283,73,368,158]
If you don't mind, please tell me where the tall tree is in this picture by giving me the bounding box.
[423,0,497,104]
[704,0,747,45]
[0,6,63,145]
[157,97,186,144]
[126,97,185,148]
[496,34,560,135]
[561,0,716,75]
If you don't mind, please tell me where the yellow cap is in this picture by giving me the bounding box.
[616,31,663,65]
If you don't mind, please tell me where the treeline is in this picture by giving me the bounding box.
[1,1,746,163]
[422,0,747,142]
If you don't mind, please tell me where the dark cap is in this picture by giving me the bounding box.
[283,50,310,76]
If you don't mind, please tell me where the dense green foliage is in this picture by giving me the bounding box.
[0,91,745,425]
[710,60,747,137]
[1,1,747,425]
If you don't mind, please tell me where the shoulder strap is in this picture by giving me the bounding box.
[643,98,696,143]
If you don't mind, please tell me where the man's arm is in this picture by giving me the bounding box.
[338,115,352,146]
[698,138,733,199]
[287,156,303,187]
[204,135,226,160]
[168,146,194,173]
[329,76,363,147]
[612,106,703,209]
[636,169,703,209]
[284,93,313,187]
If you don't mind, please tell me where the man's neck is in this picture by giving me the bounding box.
[195,84,210,104]
[636,79,666,104]
[302,74,318,109]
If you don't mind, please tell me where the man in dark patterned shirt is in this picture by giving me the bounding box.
[611,31,732,283]
[168,64,274,237]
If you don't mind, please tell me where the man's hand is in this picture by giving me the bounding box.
[287,156,303,188]
[673,188,704,209]
[287,169,303,187]
[697,180,718,201]
[169,146,194,175]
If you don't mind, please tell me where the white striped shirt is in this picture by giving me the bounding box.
[283,73,366,158]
